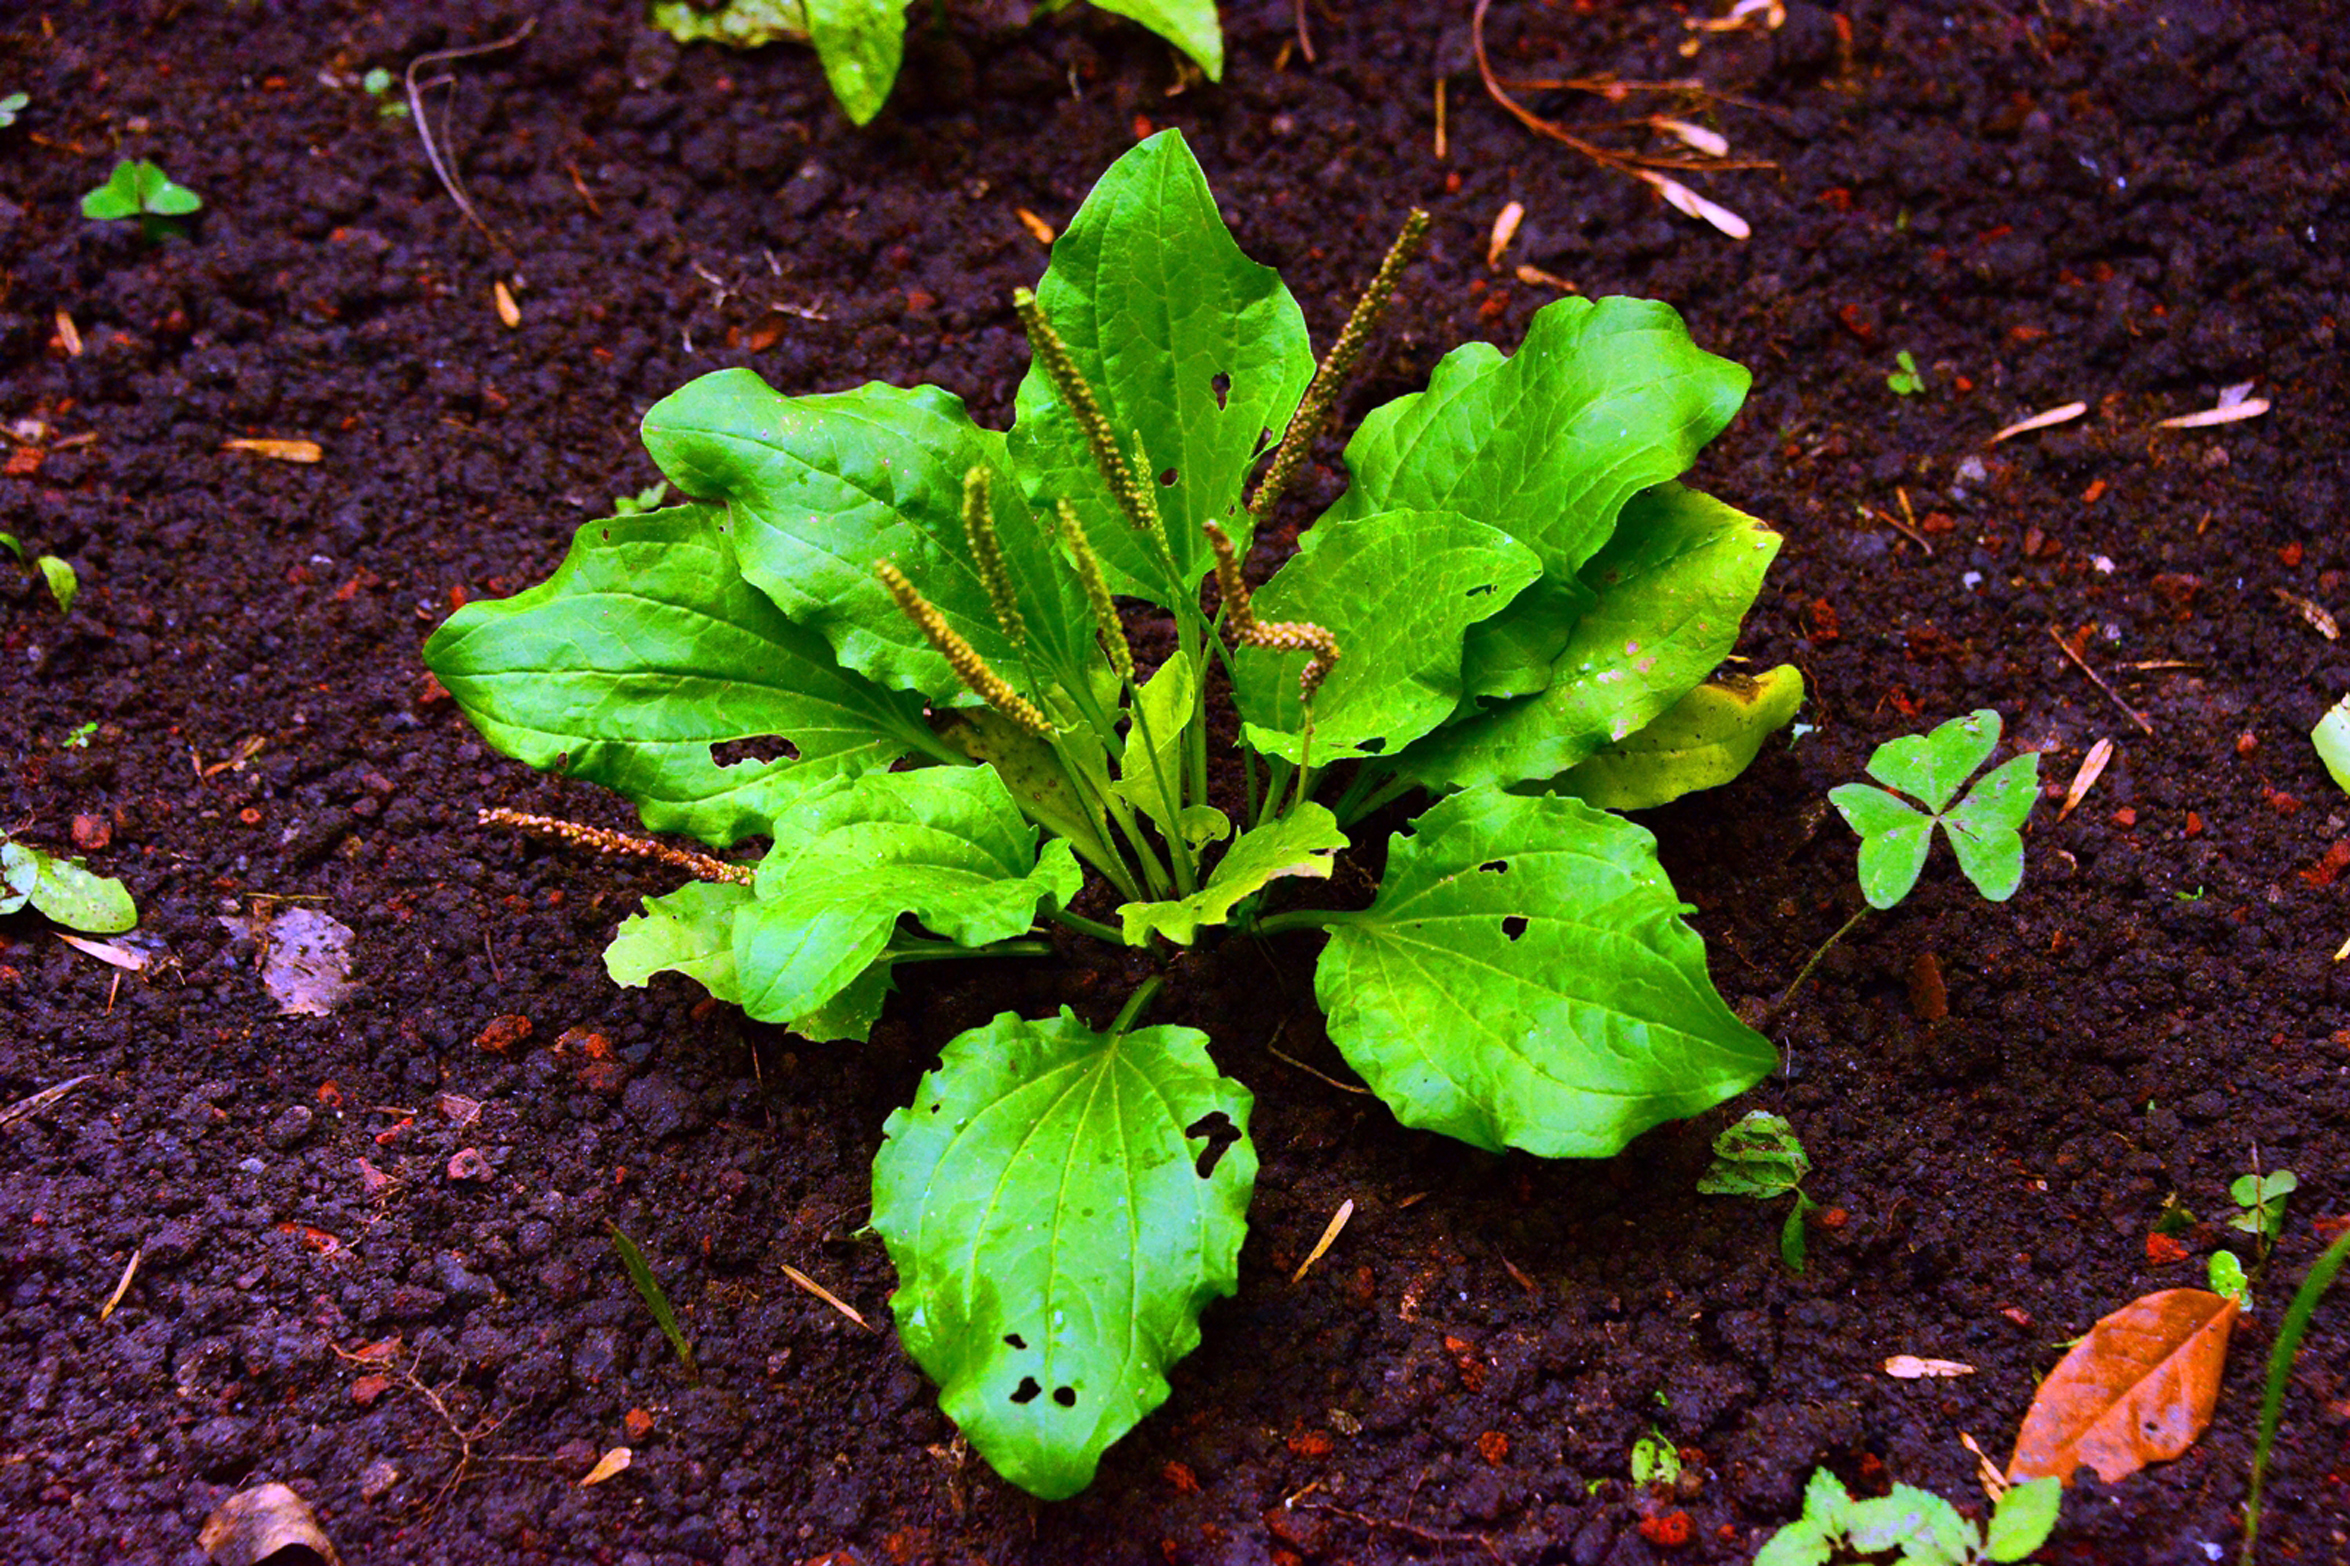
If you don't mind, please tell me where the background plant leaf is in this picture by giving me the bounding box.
[1983,1476,2063,1562]
[1116,804,1347,946]
[1086,0,1223,79]
[1553,665,1804,810]
[2007,1287,2237,1486]
[1843,1484,1974,1564]
[1866,708,2002,813]
[805,0,910,125]
[36,555,76,613]
[1315,787,1774,1157]
[1008,130,1312,606]
[606,881,754,1005]
[423,504,938,846]
[649,0,811,47]
[1829,782,1936,909]
[1232,510,1541,764]
[871,1008,1257,1500]
[0,839,137,933]
[2313,695,2350,793]
[733,768,1081,1023]
[1941,750,2040,901]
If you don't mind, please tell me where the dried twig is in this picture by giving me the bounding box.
[2047,627,2154,736]
[781,1264,873,1331]
[405,19,537,250]
[0,1073,95,1131]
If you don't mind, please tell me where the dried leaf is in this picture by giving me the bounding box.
[53,308,83,358]
[255,907,359,1015]
[1292,1197,1356,1284]
[99,1248,140,1322]
[56,932,151,971]
[1651,116,1729,157]
[221,437,324,463]
[1015,206,1056,246]
[1487,200,1525,267]
[493,279,521,329]
[1636,170,1750,239]
[1990,401,2088,443]
[2057,737,2113,823]
[780,1263,870,1329]
[1884,1354,1975,1379]
[579,1446,632,1486]
[2008,1288,2236,1485]
[2156,384,2269,429]
[199,1481,341,1566]
[2273,587,2339,641]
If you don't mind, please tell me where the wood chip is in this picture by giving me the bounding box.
[221,438,324,463]
[579,1446,631,1486]
[2272,587,2338,640]
[1651,116,1729,157]
[1884,1354,1977,1379]
[1291,1198,1356,1284]
[780,1263,871,1330]
[2156,381,2267,429]
[492,279,521,329]
[53,308,83,357]
[1990,401,2088,443]
[1635,170,1750,239]
[1014,207,1056,246]
[100,1248,140,1322]
[1486,200,1525,268]
[2058,737,2114,823]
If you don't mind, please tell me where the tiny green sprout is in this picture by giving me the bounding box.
[63,721,98,750]
[1831,709,2040,910]
[1886,350,1925,396]
[2228,1168,2298,1255]
[2241,1222,2350,1566]
[2173,885,2206,902]
[2313,693,2350,794]
[80,159,203,241]
[1756,1467,2062,1566]
[2,535,76,613]
[1630,1427,1681,1489]
[606,1220,701,1382]
[0,92,28,129]
[361,67,411,118]
[2208,1249,2251,1307]
[610,480,671,516]
[1697,1110,1819,1272]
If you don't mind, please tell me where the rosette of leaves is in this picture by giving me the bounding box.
[425,130,1795,1497]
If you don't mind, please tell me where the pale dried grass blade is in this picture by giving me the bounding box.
[222,438,325,463]
[2156,397,2270,429]
[0,1073,96,1130]
[1291,1198,1356,1284]
[1636,170,1750,239]
[1487,200,1526,268]
[781,1263,871,1330]
[100,1248,141,1322]
[1990,401,2088,443]
[1514,263,1578,293]
[1884,1354,1976,1379]
[1651,116,1729,157]
[2058,737,2114,823]
[57,933,151,971]
[579,1446,631,1486]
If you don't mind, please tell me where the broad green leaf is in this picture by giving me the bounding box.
[0,531,20,559]
[36,555,75,614]
[939,705,1119,874]
[649,0,811,46]
[2315,695,2350,793]
[0,840,32,911]
[1397,485,1782,791]
[1116,803,1347,946]
[1009,131,1313,606]
[1829,783,1935,909]
[138,165,202,217]
[1751,1524,1834,1566]
[733,768,1081,1023]
[1316,787,1774,1157]
[872,1008,1256,1500]
[807,0,910,125]
[423,504,936,846]
[1984,1476,2062,1562]
[1329,297,1748,583]
[641,372,1094,701]
[0,839,137,933]
[1454,574,1596,708]
[1867,708,2002,813]
[1845,1485,1974,1565]
[1113,651,1196,837]
[1554,664,1805,809]
[1233,510,1542,765]
[80,162,146,220]
[1942,751,2039,901]
[1087,0,1223,79]
[1695,1110,1809,1199]
[607,881,754,1005]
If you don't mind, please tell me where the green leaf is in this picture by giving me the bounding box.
[1799,1467,1854,1533]
[1329,298,1749,584]
[1,839,137,933]
[1315,787,1775,1157]
[1751,1524,1835,1566]
[1233,510,1542,765]
[1087,0,1223,78]
[1397,485,1783,792]
[80,161,145,220]
[423,504,937,846]
[1941,751,2039,901]
[1113,651,1197,836]
[872,1007,1257,1500]
[2315,695,2350,794]
[1452,574,1596,708]
[1779,1192,1816,1274]
[649,0,811,47]
[1008,131,1313,606]
[36,555,75,614]
[1116,803,1347,946]
[939,705,1122,876]
[1695,1110,1810,1199]
[1828,783,1935,909]
[641,371,1095,701]
[1845,1485,1974,1565]
[607,881,754,1005]
[1831,712,2038,909]
[1554,664,1805,809]
[0,531,21,560]
[1868,708,2003,813]
[2207,1249,2250,1304]
[1983,1476,2062,1562]
[806,0,911,124]
[733,768,1081,1024]
[607,1222,700,1380]
[138,165,202,217]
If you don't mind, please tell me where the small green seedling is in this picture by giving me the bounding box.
[1630,1427,1682,1489]
[1886,350,1925,396]
[0,92,28,129]
[1831,710,2039,910]
[1697,1110,1819,1272]
[0,533,76,614]
[62,722,98,750]
[606,1220,700,1382]
[1756,1467,2061,1566]
[610,480,671,516]
[2208,1249,2250,1306]
[2314,694,2350,794]
[2228,1168,2298,1259]
[1,833,138,934]
[360,67,410,118]
[81,159,203,240]
[2241,1221,2350,1566]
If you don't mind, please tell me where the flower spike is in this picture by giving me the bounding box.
[1203,520,1340,701]
[875,560,1054,737]
[1054,501,1135,680]
[961,466,1026,647]
[1014,287,1161,535]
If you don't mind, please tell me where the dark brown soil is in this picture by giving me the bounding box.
[4,2,2346,1562]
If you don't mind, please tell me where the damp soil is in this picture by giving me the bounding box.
[3,2,2347,1562]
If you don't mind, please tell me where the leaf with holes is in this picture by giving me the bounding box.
[422,504,941,846]
[871,1007,1256,1499]
[1315,788,1775,1157]
[2008,1287,2237,1485]
[1116,804,1347,946]
[1829,709,2040,909]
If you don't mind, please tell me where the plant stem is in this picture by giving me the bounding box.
[2241,1224,2350,1566]
[1757,906,1871,1034]
[1251,907,1352,937]
[886,937,1054,964]
[1046,906,1126,945]
[1120,669,1197,896]
[1107,974,1165,1037]
[1333,766,1416,828]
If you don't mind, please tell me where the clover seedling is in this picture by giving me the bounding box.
[1831,709,2039,910]
[80,158,202,240]
[360,67,410,118]
[428,131,1792,1497]
[1,832,137,934]
[1758,1468,2061,1566]
[1887,350,1925,396]
[1697,1110,1819,1272]
[2228,1168,2298,1260]
[1631,1426,1682,1488]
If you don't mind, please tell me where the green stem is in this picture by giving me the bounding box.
[1121,670,1197,896]
[1250,907,1352,937]
[1758,905,1872,1034]
[1107,974,1164,1037]
[1046,905,1126,946]
[1257,759,1297,831]
[884,936,1054,964]
[2240,1224,2350,1566]
[1334,766,1417,829]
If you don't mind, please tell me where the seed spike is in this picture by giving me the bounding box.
[1014,287,1161,536]
[478,808,752,885]
[1203,520,1340,701]
[1054,500,1134,680]
[960,466,1026,647]
[874,560,1053,737]
[1249,207,1433,521]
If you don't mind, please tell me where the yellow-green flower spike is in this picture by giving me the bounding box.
[961,466,1026,647]
[1203,520,1340,701]
[874,559,1053,737]
[1249,207,1433,520]
[1054,500,1134,680]
[1013,288,1160,535]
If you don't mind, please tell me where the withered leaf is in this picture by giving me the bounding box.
[2008,1287,2236,1485]
[199,1481,340,1566]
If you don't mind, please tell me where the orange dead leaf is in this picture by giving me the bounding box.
[222,437,324,463]
[2008,1288,2236,1485]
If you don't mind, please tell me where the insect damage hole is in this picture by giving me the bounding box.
[1210,371,1230,409]
[1003,1332,1026,1349]
[1052,1386,1077,1408]
[1185,1110,1240,1178]
[1009,1376,1042,1405]
[1158,467,1179,487]
[711,735,797,768]
[1479,859,1509,874]
[1501,915,1528,942]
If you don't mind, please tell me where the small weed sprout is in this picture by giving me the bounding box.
[80,158,202,241]
[0,532,76,614]
[62,721,98,750]
[360,66,411,117]
[2241,1221,2350,1566]
[1886,350,1925,396]
[610,480,671,516]
[1,831,137,934]
[1696,1110,1818,1272]
[1757,1467,2061,1566]
[1630,1427,1682,1489]
[2208,1249,2250,1306]
[606,1221,700,1382]
[2228,1167,2298,1261]
[0,92,27,129]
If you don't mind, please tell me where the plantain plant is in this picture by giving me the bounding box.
[424,131,1798,1497]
